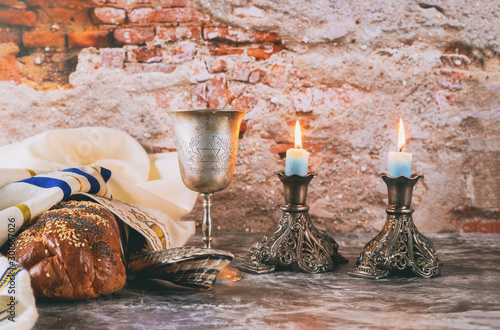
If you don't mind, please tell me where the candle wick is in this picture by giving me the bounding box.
[399,145,405,152]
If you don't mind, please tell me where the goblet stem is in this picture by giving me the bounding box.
[202,193,213,249]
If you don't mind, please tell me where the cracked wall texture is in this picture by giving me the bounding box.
[0,0,499,233]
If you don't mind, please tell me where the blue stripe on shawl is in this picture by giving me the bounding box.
[0,265,24,290]
[100,167,112,182]
[20,176,72,199]
[62,168,101,194]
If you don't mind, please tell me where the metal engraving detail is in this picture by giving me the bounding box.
[352,212,441,279]
[350,174,441,279]
[168,109,247,252]
[240,211,347,274]
[177,133,233,177]
[240,173,347,274]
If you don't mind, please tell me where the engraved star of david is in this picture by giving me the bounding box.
[196,140,221,165]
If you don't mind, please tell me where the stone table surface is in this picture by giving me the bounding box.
[33,232,500,330]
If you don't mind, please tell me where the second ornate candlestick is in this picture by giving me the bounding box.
[349,174,441,279]
[239,172,347,274]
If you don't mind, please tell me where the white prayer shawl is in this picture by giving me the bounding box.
[0,127,198,248]
[0,127,199,328]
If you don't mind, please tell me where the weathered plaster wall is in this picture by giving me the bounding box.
[0,0,499,233]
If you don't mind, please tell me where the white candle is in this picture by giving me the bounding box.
[388,118,412,177]
[285,121,310,176]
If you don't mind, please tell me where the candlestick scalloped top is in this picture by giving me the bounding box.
[380,173,424,182]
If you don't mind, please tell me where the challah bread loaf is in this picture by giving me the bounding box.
[14,200,126,300]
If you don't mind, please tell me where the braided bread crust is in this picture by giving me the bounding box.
[14,200,126,300]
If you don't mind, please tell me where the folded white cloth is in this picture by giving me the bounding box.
[0,257,37,330]
[0,127,198,248]
[0,127,199,328]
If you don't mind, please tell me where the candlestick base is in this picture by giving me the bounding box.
[349,174,441,279]
[239,172,347,274]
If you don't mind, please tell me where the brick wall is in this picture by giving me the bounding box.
[0,0,283,86]
[0,0,499,233]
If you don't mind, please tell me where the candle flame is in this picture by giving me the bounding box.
[295,120,302,149]
[398,118,406,152]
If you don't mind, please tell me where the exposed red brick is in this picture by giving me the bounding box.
[206,57,227,73]
[263,64,286,89]
[128,7,208,23]
[35,7,92,27]
[68,30,110,48]
[127,45,163,63]
[480,221,500,233]
[114,28,154,45]
[0,0,26,9]
[191,83,208,109]
[247,48,269,60]
[206,73,232,109]
[232,63,251,82]
[156,0,191,6]
[101,47,125,68]
[0,54,21,83]
[461,220,500,233]
[0,42,19,57]
[171,41,196,63]
[215,48,244,56]
[0,10,36,27]
[0,43,21,83]
[434,68,470,90]
[248,44,286,60]
[156,26,201,41]
[0,27,21,45]
[203,27,281,43]
[92,7,126,24]
[27,0,97,8]
[97,0,191,10]
[125,63,176,74]
[232,93,257,110]
[22,30,66,48]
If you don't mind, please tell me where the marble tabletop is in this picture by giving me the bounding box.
[33,232,500,330]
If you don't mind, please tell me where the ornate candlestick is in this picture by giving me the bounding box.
[239,172,347,274]
[349,174,441,279]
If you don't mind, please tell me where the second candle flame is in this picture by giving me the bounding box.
[398,118,406,152]
[295,120,302,149]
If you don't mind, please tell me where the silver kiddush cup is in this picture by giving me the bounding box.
[167,109,247,249]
